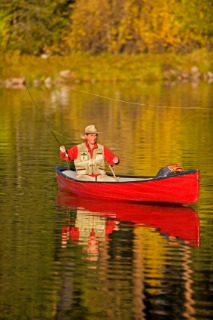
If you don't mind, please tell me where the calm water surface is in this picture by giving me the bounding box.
[0,82,213,320]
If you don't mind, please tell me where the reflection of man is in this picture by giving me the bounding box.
[85,228,99,261]
[61,209,119,260]
[61,226,79,248]
[60,125,120,181]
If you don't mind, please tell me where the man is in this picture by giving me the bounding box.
[59,125,120,181]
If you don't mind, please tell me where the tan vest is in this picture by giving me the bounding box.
[74,143,106,175]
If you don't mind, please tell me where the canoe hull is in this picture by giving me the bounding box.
[55,166,200,205]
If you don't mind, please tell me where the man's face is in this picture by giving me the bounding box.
[86,133,97,145]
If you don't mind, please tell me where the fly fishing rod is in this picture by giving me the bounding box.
[26,82,69,159]
[26,83,61,145]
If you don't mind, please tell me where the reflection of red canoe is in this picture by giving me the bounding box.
[55,166,200,205]
[57,191,200,247]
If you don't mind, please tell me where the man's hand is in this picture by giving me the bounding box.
[60,146,66,153]
[113,157,119,164]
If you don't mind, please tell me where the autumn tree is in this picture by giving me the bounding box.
[0,0,212,54]
[66,0,213,53]
[175,0,213,52]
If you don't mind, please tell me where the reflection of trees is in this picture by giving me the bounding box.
[182,246,196,320]
[1,83,212,319]
[57,206,199,319]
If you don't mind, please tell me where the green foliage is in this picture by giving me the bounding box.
[0,8,11,51]
[0,0,71,54]
[1,50,212,84]
[175,0,213,52]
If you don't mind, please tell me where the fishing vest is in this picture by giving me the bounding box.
[74,143,106,175]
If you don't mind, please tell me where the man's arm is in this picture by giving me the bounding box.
[60,145,78,161]
[104,146,120,165]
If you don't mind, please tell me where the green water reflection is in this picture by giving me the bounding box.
[0,82,212,319]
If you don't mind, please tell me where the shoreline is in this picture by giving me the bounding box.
[0,50,213,88]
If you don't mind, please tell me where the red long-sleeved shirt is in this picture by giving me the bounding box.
[60,142,120,167]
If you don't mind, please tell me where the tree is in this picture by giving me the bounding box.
[0,0,73,54]
[134,0,182,53]
[176,0,213,52]
[0,0,212,54]
[66,0,213,54]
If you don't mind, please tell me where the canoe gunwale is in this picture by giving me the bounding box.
[55,165,199,184]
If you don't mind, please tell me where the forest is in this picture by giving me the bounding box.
[0,0,212,55]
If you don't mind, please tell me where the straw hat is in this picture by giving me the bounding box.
[80,125,102,139]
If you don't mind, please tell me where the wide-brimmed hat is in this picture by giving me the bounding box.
[80,125,102,139]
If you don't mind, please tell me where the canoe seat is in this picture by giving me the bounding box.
[119,177,142,182]
[62,170,76,179]
[119,177,153,182]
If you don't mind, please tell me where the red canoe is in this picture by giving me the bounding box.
[55,166,200,205]
[57,191,200,246]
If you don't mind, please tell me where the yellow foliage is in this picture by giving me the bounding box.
[65,0,213,53]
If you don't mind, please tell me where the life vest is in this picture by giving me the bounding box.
[156,164,183,178]
[74,143,106,175]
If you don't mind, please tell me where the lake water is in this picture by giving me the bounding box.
[0,81,213,320]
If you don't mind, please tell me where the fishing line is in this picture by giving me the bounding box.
[31,78,210,110]
[51,129,73,142]
[68,86,148,106]
[66,85,209,110]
